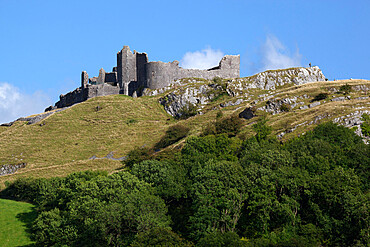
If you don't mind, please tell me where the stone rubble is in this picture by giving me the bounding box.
[0,163,26,176]
[1,108,67,127]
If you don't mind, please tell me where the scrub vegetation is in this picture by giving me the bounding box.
[1,121,369,246]
[0,78,369,246]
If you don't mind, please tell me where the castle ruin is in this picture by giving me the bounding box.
[55,46,240,108]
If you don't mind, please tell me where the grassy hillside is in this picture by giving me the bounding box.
[0,198,36,247]
[0,95,174,188]
[0,79,369,189]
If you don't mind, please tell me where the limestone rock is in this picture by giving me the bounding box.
[309,101,321,108]
[331,96,346,102]
[228,66,326,93]
[220,99,244,108]
[0,163,26,176]
[333,110,370,144]
[258,97,297,115]
[159,83,219,117]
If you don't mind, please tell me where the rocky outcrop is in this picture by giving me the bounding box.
[1,108,67,127]
[89,152,126,161]
[229,66,325,92]
[333,110,370,144]
[158,67,325,117]
[159,84,214,118]
[0,163,26,176]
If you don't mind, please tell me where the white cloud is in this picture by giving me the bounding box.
[180,47,224,69]
[0,82,52,124]
[260,35,302,71]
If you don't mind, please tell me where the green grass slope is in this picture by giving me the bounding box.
[0,95,175,188]
[0,79,369,189]
[0,198,36,247]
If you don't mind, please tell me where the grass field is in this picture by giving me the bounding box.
[0,199,36,247]
[0,79,368,189]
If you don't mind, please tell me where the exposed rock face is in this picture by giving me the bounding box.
[220,99,244,108]
[158,67,326,117]
[0,163,26,176]
[89,152,126,161]
[1,108,67,127]
[229,66,325,92]
[255,66,325,90]
[159,85,213,118]
[257,98,296,115]
[333,110,370,144]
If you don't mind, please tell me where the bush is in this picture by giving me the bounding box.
[155,124,190,149]
[216,110,224,119]
[280,103,290,112]
[252,117,272,142]
[181,134,242,163]
[215,115,244,137]
[177,103,198,119]
[209,77,228,102]
[339,83,352,95]
[198,231,246,247]
[131,227,193,247]
[361,113,370,137]
[131,160,187,200]
[311,93,328,102]
[125,146,153,167]
[203,115,244,137]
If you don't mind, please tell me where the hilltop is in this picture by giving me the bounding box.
[0,66,369,188]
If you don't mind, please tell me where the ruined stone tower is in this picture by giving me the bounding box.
[55,46,240,108]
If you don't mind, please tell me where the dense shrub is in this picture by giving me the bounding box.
[3,122,369,247]
[339,83,352,95]
[311,93,328,102]
[209,77,229,102]
[252,117,272,142]
[216,110,224,119]
[155,124,190,149]
[28,171,170,246]
[280,103,290,112]
[198,231,246,247]
[131,160,187,200]
[177,103,198,119]
[124,146,153,167]
[361,113,370,137]
[215,115,243,137]
[131,227,193,247]
[181,134,242,163]
[203,115,244,137]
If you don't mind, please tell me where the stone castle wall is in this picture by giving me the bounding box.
[56,84,120,108]
[53,46,240,109]
[146,55,240,89]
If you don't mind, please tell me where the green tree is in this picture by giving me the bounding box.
[131,160,187,200]
[189,160,246,240]
[31,171,171,246]
[198,231,246,247]
[131,227,193,247]
[252,117,272,142]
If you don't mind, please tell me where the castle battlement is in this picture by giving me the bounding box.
[54,46,240,108]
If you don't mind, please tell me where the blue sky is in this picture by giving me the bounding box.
[0,0,369,123]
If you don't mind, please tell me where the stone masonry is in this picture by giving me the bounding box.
[52,46,240,109]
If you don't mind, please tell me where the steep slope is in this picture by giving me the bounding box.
[0,95,175,187]
[0,70,369,188]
